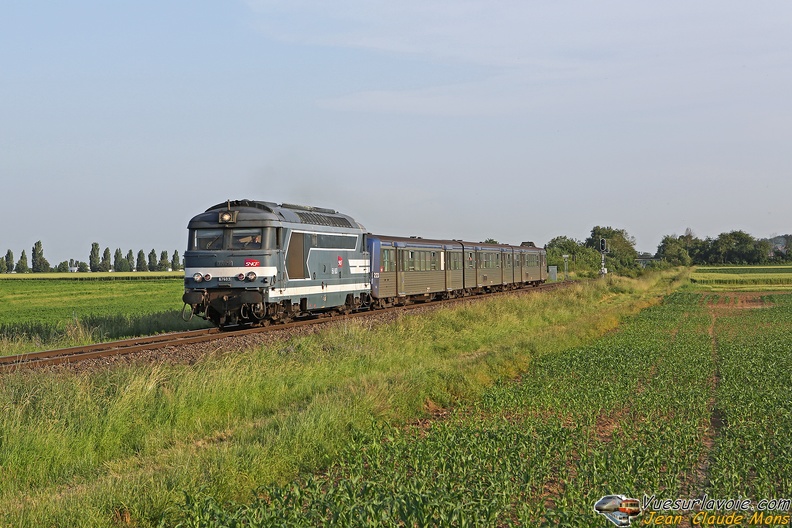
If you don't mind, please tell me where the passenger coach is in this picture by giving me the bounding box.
[367,235,546,308]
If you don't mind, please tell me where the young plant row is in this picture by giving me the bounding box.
[3,276,673,527]
[176,292,723,526]
[705,293,792,499]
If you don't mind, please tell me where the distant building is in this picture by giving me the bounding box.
[635,257,660,268]
[770,236,787,255]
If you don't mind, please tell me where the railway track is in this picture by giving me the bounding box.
[0,281,574,373]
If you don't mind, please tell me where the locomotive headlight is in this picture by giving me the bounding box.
[237,273,246,281]
[218,210,238,224]
[246,271,257,281]
[193,273,203,283]
[203,273,212,282]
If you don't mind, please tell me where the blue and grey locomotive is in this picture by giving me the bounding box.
[183,199,547,328]
[182,200,371,326]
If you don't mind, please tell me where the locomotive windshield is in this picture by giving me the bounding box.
[190,228,277,251]
[193,229,224,250]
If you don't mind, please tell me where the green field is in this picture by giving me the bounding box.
[690,265,792,290]
[3,268,792,526]
[0,274,208,354]
[177,288,792,526]
[0,272,678,527]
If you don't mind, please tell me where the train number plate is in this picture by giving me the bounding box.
[218,277,231,282]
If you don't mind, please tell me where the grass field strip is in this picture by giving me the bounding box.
[690,265,792,289]
[174,290,792,526]
[1,275,681,527]
[0,278,210,354]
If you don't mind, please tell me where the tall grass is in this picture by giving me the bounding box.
[0,311,211,356]
[0,271,685,527]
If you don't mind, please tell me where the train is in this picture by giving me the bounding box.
[182,200,546,327]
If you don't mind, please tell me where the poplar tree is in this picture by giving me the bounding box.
[31,240,50,273]
[148,249,157,271]
[100,247,112,272]
[136,250,147,272]
[15,250,30,273]
[113,248,129,272]
[90,243,101,272]
[158,250,169,271]
[171,250,181,271]
[5,250,14,272]
[0,257,6,273]
[126,250,135,271]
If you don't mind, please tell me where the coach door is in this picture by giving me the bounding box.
[378,247,397,297]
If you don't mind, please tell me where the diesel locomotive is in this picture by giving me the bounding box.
[182,200,546,327]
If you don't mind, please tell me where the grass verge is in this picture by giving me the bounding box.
[0,270,684,527]
[177,278,792,526]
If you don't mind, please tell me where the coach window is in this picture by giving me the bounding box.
[381,248,394,272]
[193,229,224,250]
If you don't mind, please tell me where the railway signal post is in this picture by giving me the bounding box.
[599,239,607,276]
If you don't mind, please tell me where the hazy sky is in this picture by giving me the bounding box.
[2,1,790,265]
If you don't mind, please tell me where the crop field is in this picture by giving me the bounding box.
[0,274,208,354]
[3,269,791,527]
[690,265,792,290]
[0,273,679,527]
[178,283,792,526]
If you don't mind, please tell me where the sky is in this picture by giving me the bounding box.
[1,1,791,265]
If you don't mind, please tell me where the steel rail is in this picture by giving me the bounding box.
[0,281,575,372]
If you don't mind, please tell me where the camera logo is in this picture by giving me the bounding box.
[593,495,642,526]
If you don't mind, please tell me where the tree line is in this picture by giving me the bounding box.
[3,228,788,276]
[546,227,790,277]
[0,241,182,274]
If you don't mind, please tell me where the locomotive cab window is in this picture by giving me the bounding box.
[192,229,224,251]
[231,228,263,249]
[231,227,276,250]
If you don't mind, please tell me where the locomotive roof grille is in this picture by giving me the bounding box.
[281,203,338,215]
[295,211,354,228]
[205,200,275,213]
